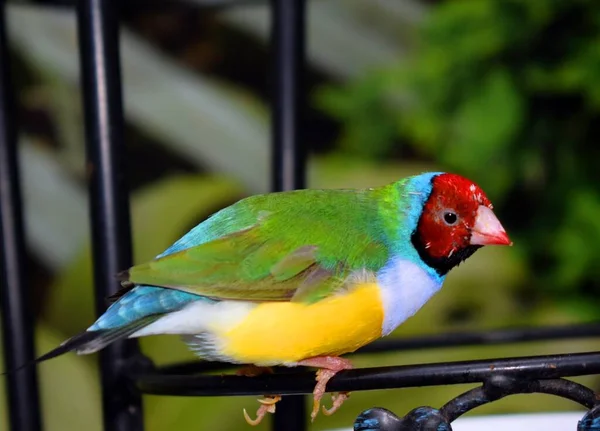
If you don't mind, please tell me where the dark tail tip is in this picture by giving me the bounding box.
[2,315,159,376]
[1,330,106,376]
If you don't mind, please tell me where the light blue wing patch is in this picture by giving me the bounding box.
[89,205,249,331]
[158,205,241,258]
[157,199,259,258]
[89,285,209,330]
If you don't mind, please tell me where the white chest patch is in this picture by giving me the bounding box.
[376,258,443,336]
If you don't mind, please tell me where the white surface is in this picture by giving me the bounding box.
[332,412,584,431]
[450,412,582,430]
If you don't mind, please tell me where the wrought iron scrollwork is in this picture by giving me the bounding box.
[354,376,600,431]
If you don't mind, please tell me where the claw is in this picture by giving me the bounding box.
[309,369,336,421]
[243,408,262,426]
[322,392,349,416]
[257,396,280,406]
[243,395,281,426]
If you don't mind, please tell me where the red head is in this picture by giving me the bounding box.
[412,173,511,275]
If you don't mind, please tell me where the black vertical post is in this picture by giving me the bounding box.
[76,1,144,430]
[271,0,307,192]
[270,0,307,430]
[0,0,43,430]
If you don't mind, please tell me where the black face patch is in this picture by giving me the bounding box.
[410,230,482,276]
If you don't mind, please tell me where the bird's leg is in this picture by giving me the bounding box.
[238,365,279,426]
[296,356,353,422]
[243,395,281,426]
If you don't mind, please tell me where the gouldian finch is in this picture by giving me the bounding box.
[36,172,511,425]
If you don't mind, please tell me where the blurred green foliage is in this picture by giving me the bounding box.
[316,0,600,315]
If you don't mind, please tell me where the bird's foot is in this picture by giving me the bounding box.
[297,356,353,422]
[239,366,278,425]
[243,395,282,426]
[236,365,274,377]
[323,391,350,416]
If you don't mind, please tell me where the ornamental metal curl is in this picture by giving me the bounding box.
[354,376,600,431]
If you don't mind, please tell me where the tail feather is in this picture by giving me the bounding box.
[1,315,161,376]
[71,314,161,355]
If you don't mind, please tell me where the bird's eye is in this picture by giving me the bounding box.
[443,211,458,226]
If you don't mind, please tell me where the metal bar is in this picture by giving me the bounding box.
[270,0,307,429]
[136,350,600,397]
[76,1,144,430]
[0,0,43,429]
[271,0,307,192]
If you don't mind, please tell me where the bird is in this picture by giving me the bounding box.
[32,171,511,426]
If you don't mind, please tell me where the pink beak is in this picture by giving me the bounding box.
[470,206,512,246]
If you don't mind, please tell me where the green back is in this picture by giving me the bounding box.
[125,184,404,303]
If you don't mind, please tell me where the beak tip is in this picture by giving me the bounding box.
[470,206,512,247]
[501,231,513,246]
[497,231,513,247]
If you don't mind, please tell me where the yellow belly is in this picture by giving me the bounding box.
[220,283,384,365]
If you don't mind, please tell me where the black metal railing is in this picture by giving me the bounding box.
[270,0,308,429]
[77,0,145,430]
[0,0,42,430]
[1,1,600,431]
